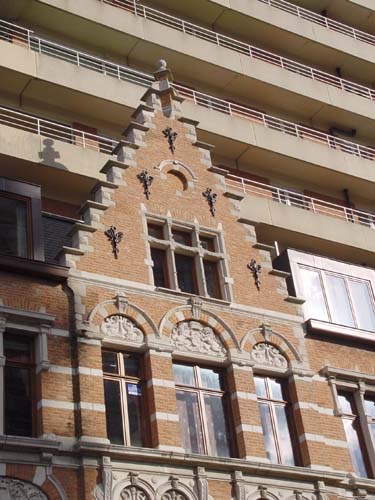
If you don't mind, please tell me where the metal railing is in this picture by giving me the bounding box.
[173,85,375,161]
[0,106,117,154]
[258,0,375,47]
[226,173,375,229]
[1,19,375,164]
[99,0,375,101]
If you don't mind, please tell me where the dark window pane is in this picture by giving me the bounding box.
[151,248,168,288]
[172,229,192,246]
[4,336,32,363]
[127,383,144,447]
[103,379,124,445]
[0,195,28,257]
[200,236,215,251]
[123,354,140,378]
[148,223,164,239]
[173,364,195,386]
[338,392,355,415]
[204,394,230,457]
[102,351,118,374]
[176,390,204,454]
[175,254,197,294]
[200,367,222,390]
[4,366,32,436]
[203,260,221,299]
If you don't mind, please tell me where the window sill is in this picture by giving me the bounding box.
[0,434,61,453]
[0,254,69,282]
[155,286,231,306]
[307,319,375,344]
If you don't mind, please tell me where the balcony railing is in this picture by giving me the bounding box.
[2,19,375,163]
[0,106,117,154]
[226,173,375,229]
[258,0,375,47]
[99,0,375,102]
[1,19,375,164]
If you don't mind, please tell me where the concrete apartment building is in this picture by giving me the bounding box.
[0,0,375,498]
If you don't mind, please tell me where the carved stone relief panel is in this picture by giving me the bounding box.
[120,486,150,500]
[0,477,48,500]
[101,315,144,342]
[162,491,188,500]
[251,342,288,368]
[171,321,226,357]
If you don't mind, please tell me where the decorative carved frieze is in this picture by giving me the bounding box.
[171,321,226,357]
[251,342,288,368]
[101,315,144,342]
[0,477,47,500]
[162,491,188,500]
[121,486,149,500]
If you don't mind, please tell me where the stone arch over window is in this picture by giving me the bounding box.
[154,159,198,186]
[112,475,155,500]
[86,292,159,341]
[240,323,302,366]
[159,298,240,355]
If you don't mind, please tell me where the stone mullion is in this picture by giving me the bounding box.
[0,317,6,435]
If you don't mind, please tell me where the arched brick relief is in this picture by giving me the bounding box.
[86,292,159,341]
[240,324,302,366]
[159,298,240,354]
[0,476,50,500]
[112,475,155,500]
[154,159,198,185]
[156,478,198,500]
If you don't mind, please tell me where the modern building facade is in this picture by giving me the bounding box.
[0,0,375,499]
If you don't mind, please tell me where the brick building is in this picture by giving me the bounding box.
[0,0,375,499]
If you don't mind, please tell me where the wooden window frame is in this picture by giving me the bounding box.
[0,178,44,260]
[102,350,148,447]
[173,362,233,457]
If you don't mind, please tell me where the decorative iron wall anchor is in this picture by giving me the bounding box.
[202,188,217,216]
[137,170,154,199]
[105,225,123,259]
[248,258,262,290]
[163,127,178,153]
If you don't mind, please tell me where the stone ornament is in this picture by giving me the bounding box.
[101,315,144,342]
[251,342,288,368]
[171,320,226,357]
[0,477,47,500]
[162,491,188,500]
[121,486,149,500]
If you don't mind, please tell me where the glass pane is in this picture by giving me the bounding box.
[173,364,195,386]
[200,367,222,390]
[342,418,368,478]
[274,405,295,465]
[4,336,31,363]
[127,383,143,447]
[364,397,375,418]
[299,268,329,321]
[203,260,221,299]
[200,236,215,251]
[123,354,140,378]
[204,394,230,457]
[176,390,204,454]
[371,423,375,442]
[254,376,267,398]
[102,351,118,374]
[0,195,28,258]
[337,392,355,415]
[348,280,375,332]
[148,223,164,239]
[103,379,124,445]
[325,274,355,327]
[4,366,32,436]
[151,248,168,288]
[258,403,278,463]
[175,254,197,294]
[172,229,192,246]
[269,379,284,401]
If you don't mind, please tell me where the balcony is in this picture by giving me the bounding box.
[225,173,375,265]
[2,1,375,138]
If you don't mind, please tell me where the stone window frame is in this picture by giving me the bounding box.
[0,307,53,436]
[0,177,44,261]
[143,213,233,302]
[281,249,375,342]
[323,365,375,478]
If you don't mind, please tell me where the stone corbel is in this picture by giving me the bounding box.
[231,471,246,500]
